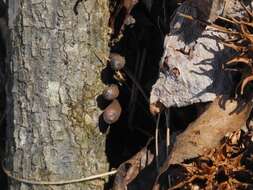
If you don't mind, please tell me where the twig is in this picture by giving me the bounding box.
[165,109,170,156]
[239,1,253,18]
[155,112,161,171]
[178,12,240,35]
[128,48,147,128]
[2,160,117,185]
[218,16,238,25]
[121,81,156,123]
[168,175,208,190]
[128,50,141,127]
[135,127,154,137]
[124,67,149,103]
[163,0,167,28]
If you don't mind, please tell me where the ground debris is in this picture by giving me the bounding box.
[166,127,253,190]
[112,139,156,190]
[112,124,253,190]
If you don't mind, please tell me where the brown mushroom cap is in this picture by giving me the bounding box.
[102,84,120,101]
[109,53,126,70]
[103,99,122,124]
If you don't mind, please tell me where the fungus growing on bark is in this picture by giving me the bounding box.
[102,84,120,101]
[109,53,126,71]
[103,99,122,124]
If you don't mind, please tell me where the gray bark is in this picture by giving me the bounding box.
[5,0,110,190]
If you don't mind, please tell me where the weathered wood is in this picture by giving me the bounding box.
[150,0,249,109]
[150,1,233,108]
[112,146,154,190]
[168,97,252,165]
[6,0,110,190]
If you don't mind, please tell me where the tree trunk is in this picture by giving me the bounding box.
[5,0,110,189]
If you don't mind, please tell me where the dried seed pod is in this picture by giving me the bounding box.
[102,84,120,101]
[109,53,126,70]
[103,99,122,124]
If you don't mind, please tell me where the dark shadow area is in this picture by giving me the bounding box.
[169,1,208,45]
[96,95,111,110]
[103,1,170,189]
[0,0,8,189]
[102,1,205,189]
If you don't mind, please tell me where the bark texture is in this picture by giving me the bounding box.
[6,0,110,190]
